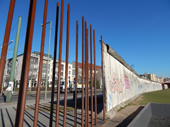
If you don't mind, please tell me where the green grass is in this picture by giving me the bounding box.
[136,89,170,105]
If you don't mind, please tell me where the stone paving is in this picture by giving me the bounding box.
[0,96,105,127]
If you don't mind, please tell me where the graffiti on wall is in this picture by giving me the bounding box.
[103,43,162,112]
[124,75,130,89]
[108,92,112,110]
[109,72,124,93]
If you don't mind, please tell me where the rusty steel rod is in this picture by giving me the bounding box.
[87,28,89,126]
[93,30,97,125]
[63,4,70,127]
[49,2,59,127]
[81,16,85,127]
[90,24,93,127]
[33,0,48,126]
[15,0,37,127]
[101,35,105,121]
[55,0,64,126]
[85,21,88,127]
[74,20,78,127]
[0,0,15,92]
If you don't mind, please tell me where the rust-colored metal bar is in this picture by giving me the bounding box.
[55,0,64,126]
[33,0,48,126]
[81,16,85,127]
[90,24,93,127]
[15,0,37,127]
[87,28,89,126]
[101,35,105,121]
[63,4,70,127]
[93,30,97,125]
[85,21,88,127]
[74,20,78,127]
[49,2,59,127]
[0,0,15,92]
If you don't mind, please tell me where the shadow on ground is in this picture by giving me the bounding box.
[0,93,104,127]
[53,94,103,114]
[116,106,144,127]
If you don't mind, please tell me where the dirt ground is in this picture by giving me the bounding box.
[102,96,145,127]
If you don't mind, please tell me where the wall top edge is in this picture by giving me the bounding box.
[104,43,160,84]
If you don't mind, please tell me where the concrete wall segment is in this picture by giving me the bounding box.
[102,43,162,114]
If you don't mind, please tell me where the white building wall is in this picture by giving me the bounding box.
[7,52,73,87]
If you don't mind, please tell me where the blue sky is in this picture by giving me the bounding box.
[0,0,170,78]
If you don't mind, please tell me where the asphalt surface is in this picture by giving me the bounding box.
[0,90,102,103]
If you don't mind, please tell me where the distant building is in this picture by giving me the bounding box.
[164,77,170,82]
[139,73,159,82]
[149,74,156,81]
[6,51,73,88]
[139,73,150,80]
[71,61,102,83]
[157,77,164,83]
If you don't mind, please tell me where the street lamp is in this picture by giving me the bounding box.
[41,21,52,99]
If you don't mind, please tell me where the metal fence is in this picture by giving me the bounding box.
[0,0,105,127]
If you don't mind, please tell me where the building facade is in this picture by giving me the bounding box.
[6,51,73,88]
[71,61,102,84]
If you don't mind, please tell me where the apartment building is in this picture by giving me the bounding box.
[71,61,102,83]
[6,51,73,88]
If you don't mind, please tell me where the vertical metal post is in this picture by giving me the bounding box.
[81,16,85,127]
[49,2,59,127]
[45,21,52,100]
[74,20,78,127]
[90,25,93,127]
[63,4,70,127]
[55,0,64,126]
[87,28,89,125]
[15,0,37,126]
[9,16,22,84]
[33,0,48,126]
[93,30,97,125]
[101,36,105,121]
[6,16,22,102]
[85,21,88,127]
[0,0,15,92]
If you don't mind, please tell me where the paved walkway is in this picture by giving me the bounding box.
[0,95,105,127]
[0,91,145,127]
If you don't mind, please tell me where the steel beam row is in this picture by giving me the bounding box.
[0,0,105,126]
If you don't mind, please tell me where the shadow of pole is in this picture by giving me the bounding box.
[5,109,14,127]
[1,109,5,127]
[13,107,34,127]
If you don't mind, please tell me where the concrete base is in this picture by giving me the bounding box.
[128,103,170,127]
[98,94,140,119]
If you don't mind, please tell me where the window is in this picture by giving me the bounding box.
[42,68,46,71]
[56,63,58,67]
[72,70,75,75]
[69,71,71,75]
[61,64,64,71]
[69,66,71,69]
